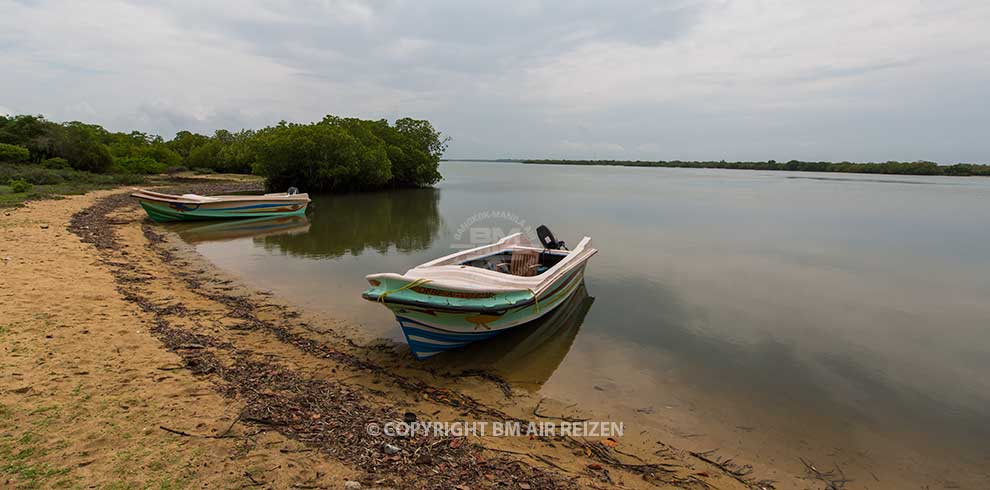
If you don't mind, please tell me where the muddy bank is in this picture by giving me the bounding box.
[3,180,781,489]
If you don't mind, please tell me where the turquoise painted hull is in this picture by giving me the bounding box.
[363,266,587,359]
[138,199,308,223]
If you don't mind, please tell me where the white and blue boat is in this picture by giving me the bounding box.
[362,226,597,359]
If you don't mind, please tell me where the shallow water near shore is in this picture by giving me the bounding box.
[171,161,990,488]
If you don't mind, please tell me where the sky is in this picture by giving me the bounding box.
[2,0,989,163]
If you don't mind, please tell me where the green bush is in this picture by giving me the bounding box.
[54,123,114,172]
[42,157,71,169]
[167,131,210,159]
[0,115,54,161]
[135,144,182,168]
[191,167,216,175]
[0,164,147,187]
[9,178,32,193]
[0,143,30,163]
[184,131,256,174]
[384,118,445,187]
[186,140,222,170]
[112,156,167,175]
[2,113,452,193]
[252,121,392,192]
[4,166,65,185]
[252,116,446,192]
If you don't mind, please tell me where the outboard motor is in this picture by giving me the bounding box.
[287,186,299,195]
[537,225,566,250]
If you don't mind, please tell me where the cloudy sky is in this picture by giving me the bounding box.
[2,0,989,163]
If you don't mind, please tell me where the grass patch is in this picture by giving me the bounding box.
[103,476,190,490]
[0,165,148,208]
[28,405,58,416]
[152,477,189,490]
[104,482,138,490]
[0,431,71,489]
[0,460,70,489]
[71,383,93,405]
[17,432,35,446]
[0,183,101,208]
[29,405,61,428]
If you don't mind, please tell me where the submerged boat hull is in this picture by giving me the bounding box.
[132,189,309,222]
[370,264,588,359]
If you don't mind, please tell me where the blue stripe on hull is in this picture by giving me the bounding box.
[391,267,587,360]
[397,317,508,360]
[207,202,301,211]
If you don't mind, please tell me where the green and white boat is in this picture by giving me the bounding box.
[362,226,597,360]
[131,188,310,222]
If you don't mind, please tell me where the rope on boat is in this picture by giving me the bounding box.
[377,278,432,303]
[528,288,541,314]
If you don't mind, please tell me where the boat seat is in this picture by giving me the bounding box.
[509,249,540,277]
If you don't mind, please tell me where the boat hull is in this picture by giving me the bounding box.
[377,265,587,360]
[136,197,308,222]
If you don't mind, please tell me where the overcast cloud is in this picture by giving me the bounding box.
[2,0,988,163]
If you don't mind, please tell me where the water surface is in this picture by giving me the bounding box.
[173,162,990,488]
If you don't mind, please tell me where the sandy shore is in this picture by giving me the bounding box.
[1,181,774,489]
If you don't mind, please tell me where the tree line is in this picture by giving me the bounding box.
[0,114,448,191]
[522,159,990,176]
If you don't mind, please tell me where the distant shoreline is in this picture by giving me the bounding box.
[443,158,990,177]
[442,158,524,163]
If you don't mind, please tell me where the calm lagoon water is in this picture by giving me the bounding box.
[172,161,990,488]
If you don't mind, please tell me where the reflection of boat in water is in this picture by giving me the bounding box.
[166,215,310,244]
[427,283,594,391]
[256,187,441,259]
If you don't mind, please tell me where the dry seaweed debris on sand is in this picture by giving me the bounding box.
[142,220,526,421]
[218,355,578,489]
[68,183,779,490]
[799,458,850,490]
[68,185,581,490]
[687,449,776,489]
